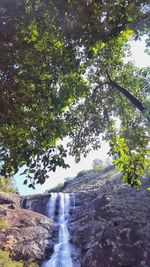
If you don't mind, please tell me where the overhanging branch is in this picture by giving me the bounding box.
[109,80,145,113]
[100,63,146,113]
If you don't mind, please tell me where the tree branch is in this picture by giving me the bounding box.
[100,63,146,113]
[110,80,145,113]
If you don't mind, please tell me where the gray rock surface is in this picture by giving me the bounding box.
[0,192,53,264]
[2,166,149,267]
[65,169,150,267]
[28,167,150,267]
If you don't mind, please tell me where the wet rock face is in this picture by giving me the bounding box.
[68,176,150,267]
[0,192,53,264]
[22,193,50,216]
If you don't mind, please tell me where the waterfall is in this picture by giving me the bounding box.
[25,198,32,210]
[46,193,57,221]
[71,193,76,213]
[42,193,74,267]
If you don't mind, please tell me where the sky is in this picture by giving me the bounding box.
[126,37,149,67]
[14,37,150,195]
[15,137,111,195]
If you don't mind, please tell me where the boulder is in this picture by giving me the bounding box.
[0,192,53,264]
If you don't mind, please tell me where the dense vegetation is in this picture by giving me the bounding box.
[0,0,149,188]
[0,251,39,267]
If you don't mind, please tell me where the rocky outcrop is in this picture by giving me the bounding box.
[0,192,53,265]
[22,193,51,216]
[47,165,116,194]
[66,170,150,267]
[1,166,149,267]
[23,167,150,267]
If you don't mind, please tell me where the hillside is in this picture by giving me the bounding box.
[0,167,150,267]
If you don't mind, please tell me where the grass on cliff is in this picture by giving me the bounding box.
[0,219,8,230]
[0,251,23,267]
[0,177,16,194]
[0,251,39,267]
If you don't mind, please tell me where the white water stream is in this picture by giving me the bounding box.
[42,193,74,267]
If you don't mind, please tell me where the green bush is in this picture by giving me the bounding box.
[0,177,15,193]
[0,251,39,267]
[26,259,39,267]
[0,219,8,230]
[0,251,23,267]
[92,159,104,172]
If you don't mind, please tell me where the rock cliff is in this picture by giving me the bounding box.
[0,192,53,266]
[68,181,150,267]
[1,166,150,267]
[49,166,150,267]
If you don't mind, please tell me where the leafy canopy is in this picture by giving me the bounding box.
[0,0,149,188]
[110,136,149,189]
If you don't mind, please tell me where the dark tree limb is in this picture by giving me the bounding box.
[102,64,146,113]
[109,80,145,113]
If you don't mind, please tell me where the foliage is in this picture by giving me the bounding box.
[110,135,150,189]
[0,219,8,230]
[0,0,87,187]
[92,159,104,171]
[0,251,39,267]
[25,259,39,267]
[0,251,23,267]
[144,163,150,177]
[0,0,150,187]
[0,177,15,193]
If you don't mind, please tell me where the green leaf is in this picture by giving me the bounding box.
[23,179,28,185]
[29,169,36,173]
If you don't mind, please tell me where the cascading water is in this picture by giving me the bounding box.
[46,192,57,221]
[42,192,74,267]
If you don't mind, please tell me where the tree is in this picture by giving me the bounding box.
[0,0,149,187]
[110,136,150,188]
[92,159,104,171]
[1,0,86,187]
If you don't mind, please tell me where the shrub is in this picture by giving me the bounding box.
[0,177,15,193]
[0,219,8,230]
[0,251,39,267]
[92,159,104,171]
[26,259,39,267]
[0,251,23,267]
